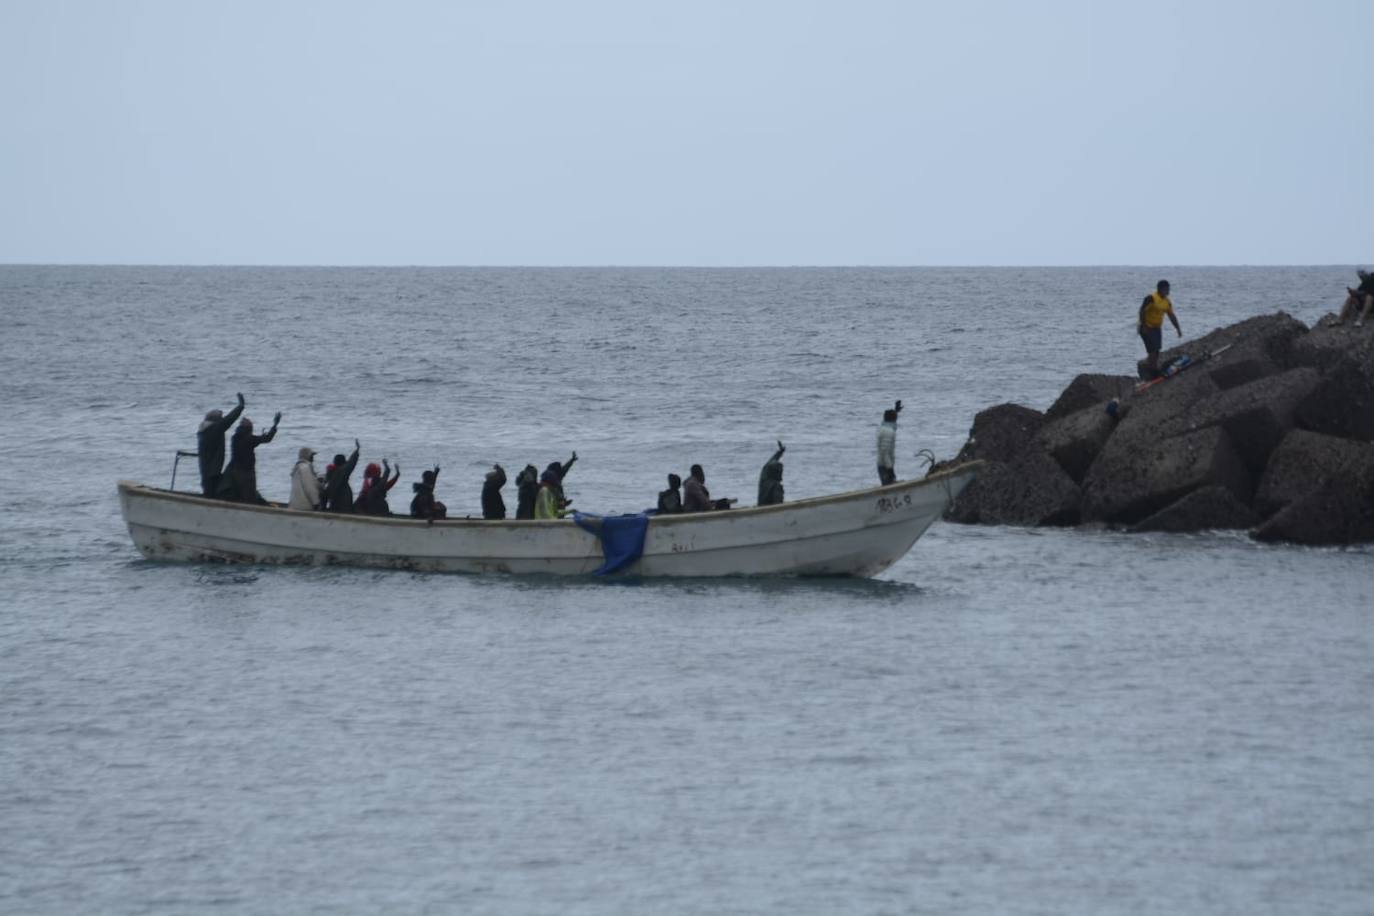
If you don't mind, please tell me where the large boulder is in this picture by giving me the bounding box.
[1081,425,1252,524]
[1291,341,1374,444]
[1037,403,1117,482]
[1137,312,1307,385]
[1253,474,1374,545]
[1130,485,1260,533]
[945,451,1081,526]
[1253,429,1374,516]
[1152,367,1323,473]
[1112,366,1222,442]
[1045,374,1136,421]
[1290,319,1374,371]
[954,403,1045,463]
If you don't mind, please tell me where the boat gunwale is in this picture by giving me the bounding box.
[117,461,981,529]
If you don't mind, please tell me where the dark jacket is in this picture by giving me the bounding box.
[657,487,683,514]
[196,401,243,495]
[683,476,712,513]
[323,449,360,513]
[758,447,785,507]
[223,422,276,503]
[410,482,441,519]
[515,466,539,520]
[354,480,392,516]
[482,466,508,520]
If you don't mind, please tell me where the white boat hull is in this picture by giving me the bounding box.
[117,465,977,578]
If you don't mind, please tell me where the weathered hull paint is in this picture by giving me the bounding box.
[117,464,978,578]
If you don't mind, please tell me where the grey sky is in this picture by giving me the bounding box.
[2,0,1370,265]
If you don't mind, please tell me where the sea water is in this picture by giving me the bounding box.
[1,266,1370,914]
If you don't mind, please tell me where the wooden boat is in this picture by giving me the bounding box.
[116,462,978,578]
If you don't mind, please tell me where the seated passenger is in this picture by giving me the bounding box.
[683,464,733,512]
[657,473,684,514]
[410,467,447,520]
[514,464,540,520]
[322,440,361,512]
[289,447,322,510]
[482,464,507,520]
[355,460,401,516]
[757,440,786,506]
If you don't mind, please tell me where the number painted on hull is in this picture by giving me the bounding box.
[875,493,914,514]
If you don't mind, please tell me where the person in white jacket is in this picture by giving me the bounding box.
[876,400,902,485]
[289,447,323,510]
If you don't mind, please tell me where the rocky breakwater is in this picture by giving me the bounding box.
[937,312,1374,545]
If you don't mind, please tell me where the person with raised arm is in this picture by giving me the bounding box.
[196,392,245,497]
[757,440,786,506]
[222,411,281,504]
[322,440,361,512]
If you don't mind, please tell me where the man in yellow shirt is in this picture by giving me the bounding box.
[1138,279,1182,378]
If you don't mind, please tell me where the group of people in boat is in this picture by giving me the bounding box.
[194,395,909,520]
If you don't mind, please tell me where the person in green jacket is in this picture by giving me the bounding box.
[533,467,567,519]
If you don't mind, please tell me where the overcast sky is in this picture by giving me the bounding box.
[2,0,1370,265]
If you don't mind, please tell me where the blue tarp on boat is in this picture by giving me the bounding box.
[573,511,652,576]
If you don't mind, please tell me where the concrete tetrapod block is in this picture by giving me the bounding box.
[1252,474,1374,545]
[1081,425,1252,525]
[1253,429,1374,517]
[1037,403,1118,483]
[954,403,1046,464]
[945,450,1081,527]
[1045,374,1137,421]
[1130,485,1260,533]
[1152,367,1323,474]
[1137,311,1307,381]
[1294,356,1374,443]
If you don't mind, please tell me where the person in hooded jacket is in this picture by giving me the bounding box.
[657,473,684,514]
[197,392,245,497]
[410,466,446,520]
[757,440,786,506]
[221,412,281,503]
[355,460,401,516]
[514,464,540,520]
[322,440,361,512]
[534,467,568,519]
[482,464,508,520]
[289,447,322,510]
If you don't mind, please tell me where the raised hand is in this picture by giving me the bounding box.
[272,411,282,425]
[354,439,361,453]
[236,392,245,406]
[777,439,785,453]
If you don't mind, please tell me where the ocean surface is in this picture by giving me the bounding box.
[1,265,1371,915]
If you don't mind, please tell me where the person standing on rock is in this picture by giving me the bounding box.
[1336,269,1374,327]
[877,401,901,485]
[1138,280,1182,379]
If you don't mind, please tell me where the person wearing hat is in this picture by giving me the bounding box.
[196,392,245,497]
[1336,269,1374,327]
[289,447,323,510]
